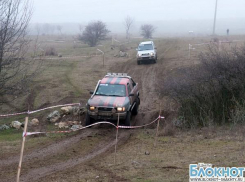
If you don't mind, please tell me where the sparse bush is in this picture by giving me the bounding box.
[45,47,57,56]
[162,45,245,127]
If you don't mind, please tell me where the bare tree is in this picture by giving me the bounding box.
[79,21,110,47]
[140,24,156,39]
[124,16,134,39]
[0,0,41,103]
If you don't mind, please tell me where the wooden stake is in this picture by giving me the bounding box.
[96,49,105,68]
[114,114,120,165]
[17,116,29,182]
[154,103,161,147]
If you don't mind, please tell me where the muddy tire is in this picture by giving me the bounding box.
[85,112,91,126]
[132,98,139,115]
[125,111,131,126]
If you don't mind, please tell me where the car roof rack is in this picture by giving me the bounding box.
[105,73,131,78]
[140,41,153,45]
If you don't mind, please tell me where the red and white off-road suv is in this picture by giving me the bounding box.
[86,73,140,126]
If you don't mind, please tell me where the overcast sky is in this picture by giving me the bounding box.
[32,0,245,23]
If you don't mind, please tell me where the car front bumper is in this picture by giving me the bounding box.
[88,110,127,121]
[137,56,155,61]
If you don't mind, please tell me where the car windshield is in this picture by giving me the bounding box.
[95,84,126,97]
[138,44,153,51]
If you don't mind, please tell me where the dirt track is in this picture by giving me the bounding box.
[20,130,132,182]
[0,39,178,181]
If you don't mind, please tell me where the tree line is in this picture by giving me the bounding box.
[78,17,156,47]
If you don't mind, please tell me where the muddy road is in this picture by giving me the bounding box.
[0,39,180,182]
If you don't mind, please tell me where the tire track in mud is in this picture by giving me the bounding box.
[18,130,132,182]
[0,130,93,168]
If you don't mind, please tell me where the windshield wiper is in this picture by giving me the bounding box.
[109,95,124,97]
[95,94,124,97]
[95,94,109,96]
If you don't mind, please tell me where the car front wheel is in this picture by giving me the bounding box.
[132,98,140,115]
[125,111,131,126]
[85,112,92,126]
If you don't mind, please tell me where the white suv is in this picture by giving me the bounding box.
[136,41,157,65]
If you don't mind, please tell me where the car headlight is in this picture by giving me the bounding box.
[117,107,125,112]
[90,106,95,110]
[150,52,154,56]
[137,54,141,57]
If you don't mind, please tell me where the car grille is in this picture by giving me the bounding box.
[98,107,113,112]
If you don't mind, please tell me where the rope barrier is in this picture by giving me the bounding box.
[0,102,165,137]
[22,116,165,137]
[0,103,80,118]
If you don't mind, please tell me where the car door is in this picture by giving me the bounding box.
[127,83,133,105]
[153,42,157,57]
[129,79,137,102]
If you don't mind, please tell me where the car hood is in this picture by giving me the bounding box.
[138,50,155,55]
[88,95,130,108]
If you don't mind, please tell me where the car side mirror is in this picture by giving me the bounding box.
[89,91,94,94]
[129,93,134,96]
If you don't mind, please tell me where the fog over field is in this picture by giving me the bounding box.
[30,0,245,36]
